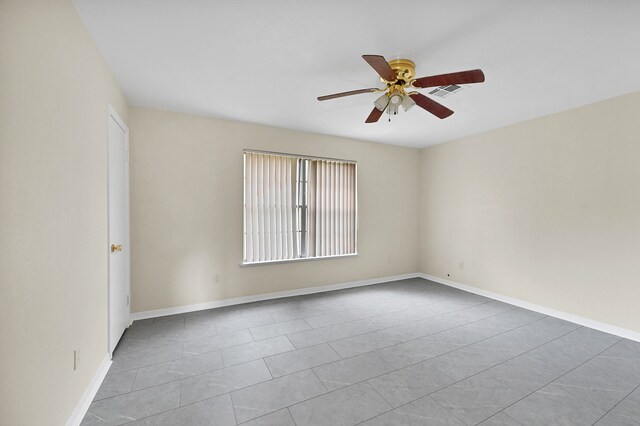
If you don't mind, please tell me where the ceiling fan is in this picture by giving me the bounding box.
[317,55,485,123]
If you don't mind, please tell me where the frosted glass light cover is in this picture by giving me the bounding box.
[374,94,390,111]
[401,95,416,112]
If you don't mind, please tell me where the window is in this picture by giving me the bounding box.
[243,150,357,264]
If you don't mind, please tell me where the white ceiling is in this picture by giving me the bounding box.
[74,0,640,148]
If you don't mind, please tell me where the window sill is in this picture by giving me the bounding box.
[240,253,358,267]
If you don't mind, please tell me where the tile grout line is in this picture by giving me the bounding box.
[108,360,271,423]
[99,300,529,402]
[229,367,333,424]
[301,317,313,330]
[266,282,439,324]
[230,391,240,425]
[89,286,571,423]
[428,395,470,426]
[352,315,565,425]
[235,308,471,426]
[264,298,378,326]
[222,340,297,369]
[264,341,344,377]
[270,302,347,323]
[91,356,270,406]
[321,303,521,358]
[267,311,279,328]
[117,366,275,425]
[286,406,298,426]
[137,285,491,350]
[590,381,640,425]
[131,280,428,328]
[234,408,294,425]
[97,307,627,424]
[96,303,528,422]
[282,292,495,330]
[422,326,611,423]
[178,375,183,409]
[111,334,254,375]
[265,300,527,392]
[445,332,624,425]
[309,366,329,393]
[263,355,276,380]
[124,283,490,348]
[91,284,632,425]
[111,292,494,376]
[229,312,552,425]
[364,380,395,418]
[497,334,623,418]
[296,297,452,330]
[117,295,454,358]
[131,368,143,400]
[287,298,501,351]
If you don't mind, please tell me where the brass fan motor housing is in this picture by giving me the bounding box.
[382,59,416,84]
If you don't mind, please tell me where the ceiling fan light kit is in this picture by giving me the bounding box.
[401,95,416,112]
[318,54,485,123]
[374,93,390,112]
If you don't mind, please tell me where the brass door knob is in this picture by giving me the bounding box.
[111,244,123,252]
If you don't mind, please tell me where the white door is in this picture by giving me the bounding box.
[108,106,130,356]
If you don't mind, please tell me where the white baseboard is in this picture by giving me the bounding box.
[130,273,421,321]
[419,273,640,342]
[66,354,112,426]
[132,271,640,340]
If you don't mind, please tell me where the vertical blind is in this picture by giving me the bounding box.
[244,152,298,263]
[244,151,357,264]
[308,160,357,257]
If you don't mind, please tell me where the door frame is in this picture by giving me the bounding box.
[107,104,131,357]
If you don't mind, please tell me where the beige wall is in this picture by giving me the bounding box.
[0,1,129,424]
[129,107,420,312]
[419,91,640,333]
[1,1,638,423]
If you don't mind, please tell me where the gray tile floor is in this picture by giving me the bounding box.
[81,278,640,425]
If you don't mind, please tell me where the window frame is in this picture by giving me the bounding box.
[242,149,358,266]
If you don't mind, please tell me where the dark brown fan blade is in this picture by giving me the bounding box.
[362,55,396,81]
[409,93,454,119]
[412,69,485,88]
[317,88,376,101]
[365,107,384,123]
